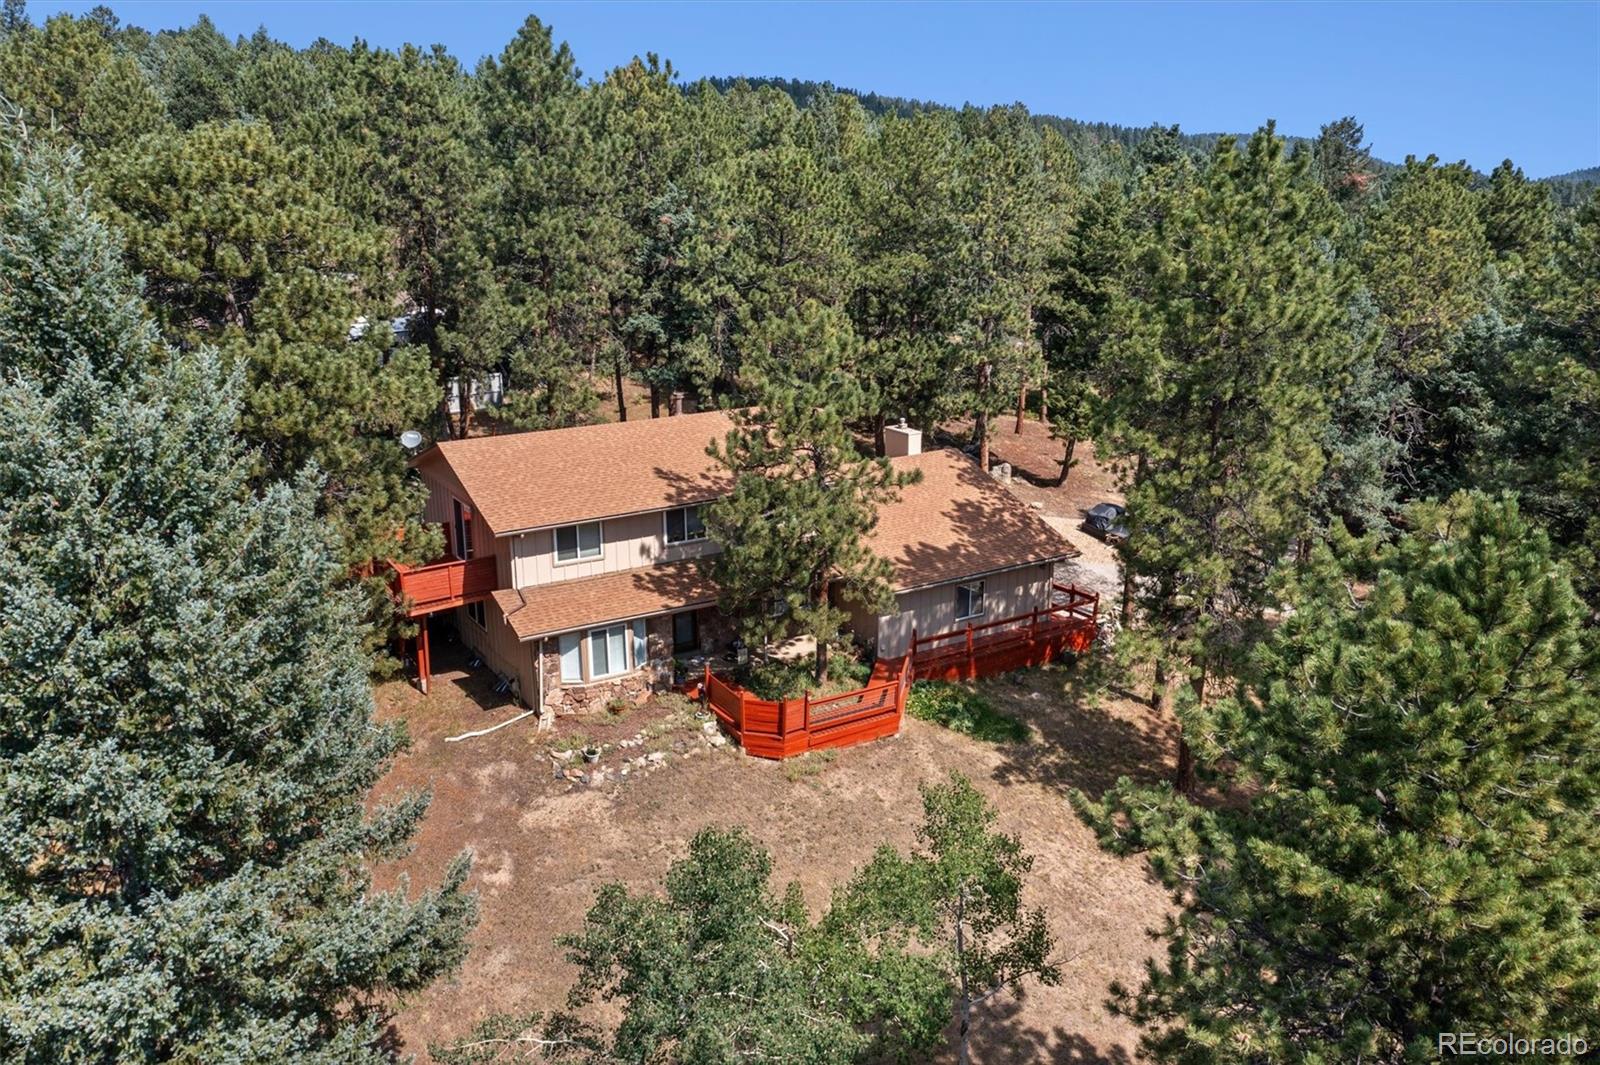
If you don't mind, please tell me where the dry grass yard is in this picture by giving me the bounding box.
[371,420,1171,1063]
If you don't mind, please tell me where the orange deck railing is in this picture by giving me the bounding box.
[390,555,499,617]
[907,582,1099,682]
[703,662,912,760]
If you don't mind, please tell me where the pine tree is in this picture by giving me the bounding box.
[847,110,968,444]
[1073,493,1600,1062]
[1475,190,1600,608]
[98,118,440,574]
[0,9,115,138]
[474,16,612,430]
[1037,178,1131,485]
[1095,126,1355,791]
[0,143,475,1064]
[1480,158,1556,282]
[1311,115,1374,209]
[335,41,493,438]
[1360,155,1490,375]
[947,106,1061,470]
[703,302,917,682]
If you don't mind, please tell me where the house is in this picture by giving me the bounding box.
[395,412,1080,710]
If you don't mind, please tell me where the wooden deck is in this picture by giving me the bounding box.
[391,555,499,617]
[703,664,912,760]
[906,582,1099,682]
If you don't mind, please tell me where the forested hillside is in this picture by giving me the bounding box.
[2,3,1598,1062]
[1,6,1591,613]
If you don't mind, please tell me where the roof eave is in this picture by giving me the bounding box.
[890,553,1075,596]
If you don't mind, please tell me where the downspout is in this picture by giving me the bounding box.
[536,637,546,714]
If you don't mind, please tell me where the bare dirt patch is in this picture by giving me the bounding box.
[373,642,1173,1064]
[939,417,1127,605]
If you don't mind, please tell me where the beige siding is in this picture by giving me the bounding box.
[507,510,720,589]
[420,467,497,562]
[420,469,454,527]
[873,563,1054,658]
[456,597,540,708]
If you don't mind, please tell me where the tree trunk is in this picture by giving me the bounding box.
[1014,383,1027,433]
[873,412,888,456]
[813,576,830,685]
[975,361,993,470]
[955,890,972,1065]
[649,382,661,419]
[1053,435,1077,487]
[1175,735,1196,797]
[613,358,628,422]
[1176,668,1205,796]
[1038,386,1049,427]
[456,377,475,439]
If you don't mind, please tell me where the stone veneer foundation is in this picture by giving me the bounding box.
[539,607,737,715]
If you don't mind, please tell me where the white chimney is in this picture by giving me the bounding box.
[883,419,922,458]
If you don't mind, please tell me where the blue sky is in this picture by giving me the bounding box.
[35,0,1600,177]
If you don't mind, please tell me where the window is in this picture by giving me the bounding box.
[465,600,486,628]
[672,611,699,653]
[452,498,474,560]
[554,522,602,563]
[632,620,648,667]
[558,633,582,683]
[589,624,629,678]
[955,580,986,621]
[664,505,707,545]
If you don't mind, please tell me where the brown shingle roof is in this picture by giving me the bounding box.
[492,560,717,641]
[417,411,738,535]
[872,448,1079,591]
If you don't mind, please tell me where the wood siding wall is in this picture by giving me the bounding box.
[455,596,539,709]
[507,510,720,589]
[872,563,1054,658]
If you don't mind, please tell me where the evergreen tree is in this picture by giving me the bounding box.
[947,106,1064,470]
[847,109,968,444]
[1096,126,1354,791]
[1480,157,1556,283]
[703,302,917,682]
[1037,178,1131,485]
[1360,155,1490,374]
[0,9,115,138]
[1074,493,1600,1062]
[98,118,440,573]
[1475,190,1600,608]
[337,41,493,438]
[0,143,474,1064]
[1311,115,1374,209]
[474,16,610,430]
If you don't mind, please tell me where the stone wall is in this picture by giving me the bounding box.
[541,612,704,716]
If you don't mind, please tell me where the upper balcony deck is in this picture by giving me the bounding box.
[391,555,499,617]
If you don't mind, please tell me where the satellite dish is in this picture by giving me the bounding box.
[400,429,424,450]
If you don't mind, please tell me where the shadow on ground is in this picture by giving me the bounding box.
[983,660,1175,802]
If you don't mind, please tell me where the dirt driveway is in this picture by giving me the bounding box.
[373,634,1172,1064]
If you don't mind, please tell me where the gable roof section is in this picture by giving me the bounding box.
[872,448,1079,591]
[416,410,738,535]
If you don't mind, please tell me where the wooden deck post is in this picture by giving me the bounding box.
[966,623,975,680]
[417,621,431,695]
